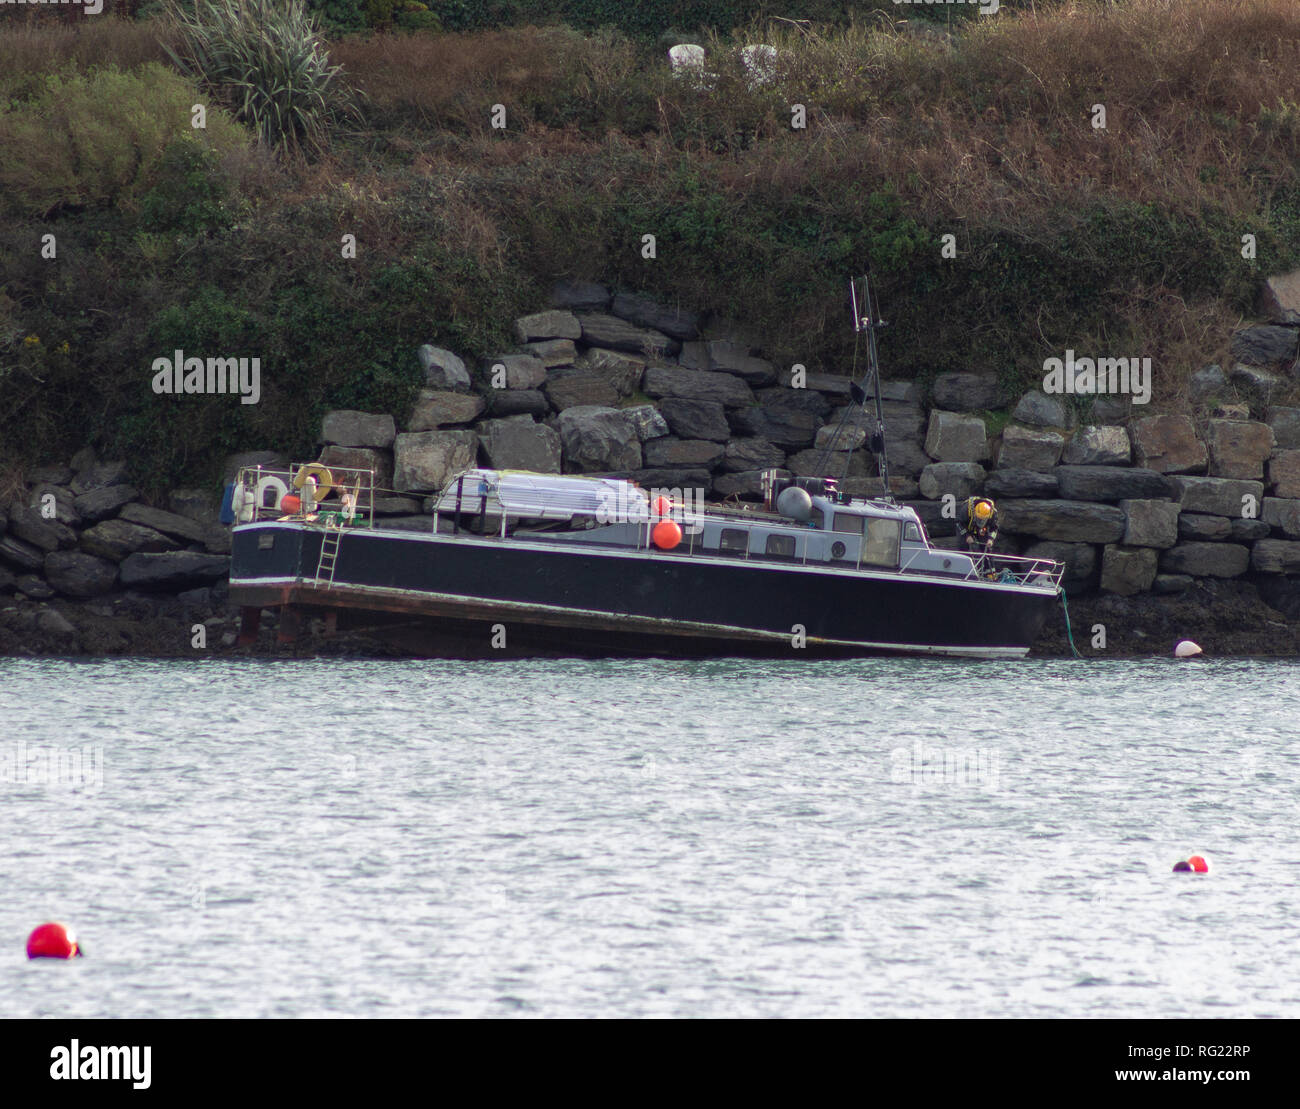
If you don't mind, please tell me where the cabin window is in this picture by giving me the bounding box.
[719,528,748,553]
[862,518,902,568]
[832,513,863,534]
[765,533,797,558]
[904,522,921,542]
[808,507,825,530]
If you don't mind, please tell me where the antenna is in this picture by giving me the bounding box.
[847,274,891,498]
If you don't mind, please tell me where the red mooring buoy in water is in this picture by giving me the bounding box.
[26,922,80,959]
[1188,855,1210,873]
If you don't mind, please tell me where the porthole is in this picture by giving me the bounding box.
[831,541,847,559]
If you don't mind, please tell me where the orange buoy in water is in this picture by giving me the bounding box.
[280,493,302,514]
[27,922,80,959]
[652,495,674,517]
[1188,855,1209,873]
[652,520,682,550]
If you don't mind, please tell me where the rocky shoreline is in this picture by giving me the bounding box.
[5,274,1300,660]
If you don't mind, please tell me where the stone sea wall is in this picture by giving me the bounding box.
[4,275,1300,655]
[305,278,1300,609]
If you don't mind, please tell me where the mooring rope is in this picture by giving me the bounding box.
[1059,589,1083,659]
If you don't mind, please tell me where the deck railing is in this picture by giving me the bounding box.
[234,464,377,529]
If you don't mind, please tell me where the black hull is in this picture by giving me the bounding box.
[228,523,1057,659]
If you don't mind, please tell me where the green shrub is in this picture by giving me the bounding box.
[0,63,248,218]
[163,0,361,157]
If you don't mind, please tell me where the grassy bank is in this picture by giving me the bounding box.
[1,0,1298,493]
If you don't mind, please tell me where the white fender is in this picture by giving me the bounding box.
[254,474,289,513]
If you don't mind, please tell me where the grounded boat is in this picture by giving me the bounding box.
[225,277,1064,658]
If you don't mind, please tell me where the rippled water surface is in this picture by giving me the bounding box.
[1,656,1297,1018]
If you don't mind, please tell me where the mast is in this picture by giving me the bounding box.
[848,272,891,499]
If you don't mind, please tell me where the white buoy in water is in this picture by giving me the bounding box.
[1174,640,1203,658]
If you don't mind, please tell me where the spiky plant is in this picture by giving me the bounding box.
[162,0,360,157]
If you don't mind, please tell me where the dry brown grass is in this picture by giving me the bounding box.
[0,17,170,94]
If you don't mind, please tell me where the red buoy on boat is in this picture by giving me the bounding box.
[27,922,80,959]
[652,520,682,550]
[280,493,302,514]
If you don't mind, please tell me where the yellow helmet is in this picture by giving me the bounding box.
[974,499,993,521]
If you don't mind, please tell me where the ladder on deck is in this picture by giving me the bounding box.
[314,527,343,588]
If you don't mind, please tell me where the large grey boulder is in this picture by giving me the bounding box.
[27,484,79,528]
[222,451,287,484]
[722,438,785,472]
[513,309,581,343]
[1054,466,1170,502]
[119,551,230,588]
[919,463,985,500]
[79,519,168,562]
[72,484,139,523]
[479,417,561,473]
[1100,546,1158,595]
[543,372,620,411]
[524,338,579,368]
[780,369,852,397]
[485,354,547,391]
[728,405,820,449]
[643,365,754,408]
[1177,513,1232,541]
[1268,450,1300,499]
[1205,419,1275,479]
[924,411,989,462]
[319,446,394,492]
[550,280,611,312]
[644,438,725,468]
[1120,499,1179,549]
[1188,363,1227,402]
[555,407,643,472]
[985,469,1058,498]
[575,312,679,357]
[1024,541,1097,590]
[1230,325,1299,366]
[1061,425,1130,466]
[610,292,701,340]
[44,550,118,598]
[712,469,785,499]
[930,373,1005,412]
[408,389,486,430]
[998,500,1126,543]
[623,405,670,442]
[1170,475,1265,517]
[1266,406,1300,449]
[574,348,646,397]
[118,504,208,544]
[1257,268,1300,324]
[0,535,44,572]
[70,460,129,497]
[1228,363,1282,414]
[488,390,549,417]
[417,345,472,391]
[320,410,396,450]
[704,340,776,385]
[659,398,730,442]
[1159,542,1250,578]
[1252,539,1300,573]
[997,425,1064,471]
[6,503,75,552]
[393,431,479,493]
[1012,389,1072,428]
[1130,415,1207,474]
[1262,497,1300,538]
